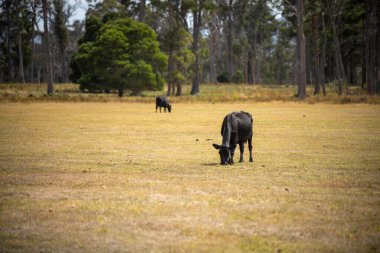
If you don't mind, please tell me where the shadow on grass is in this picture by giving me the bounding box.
[201,163,219,166]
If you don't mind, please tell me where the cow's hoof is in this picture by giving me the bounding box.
[249,158,253,162]
[239,159,243,163]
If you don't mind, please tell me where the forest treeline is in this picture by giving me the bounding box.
[0,0,379,98]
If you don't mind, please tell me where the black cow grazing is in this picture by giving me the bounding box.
[156,96,172,113]
[213,111,253,165]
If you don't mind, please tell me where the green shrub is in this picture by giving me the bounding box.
[217,72,230,83]
[232,70,244,83]
[70,18,167,96]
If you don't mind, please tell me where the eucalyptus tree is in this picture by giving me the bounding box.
[295,0,306,99]
[53,0,68,82]
[138,0,145,22]
[310,0,321,95]
[0,0,33,83]
[2,0,13,82]
[206,8,218,83]
[155,0,194,96]
[42,0,54,94]
[190,0,204,95]
[15,1,26,83]
[162,24,194,96]
[226,0,233,79]
[283,0,306,98]
[319,11,327,94]
[364,0,379,94]
[273,22,294,85]
[323,0,347,95]
[29,0,38,82]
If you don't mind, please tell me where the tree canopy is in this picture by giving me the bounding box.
[0,0,378,97]
[71,17,167,96]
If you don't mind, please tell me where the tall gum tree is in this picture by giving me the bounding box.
[42,0,54,94]
[323,0,346,95]
[295,0,307,99]
[365,0,379,94]
[191,0,203,95]
[54,0,68,83]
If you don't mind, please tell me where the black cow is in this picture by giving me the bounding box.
[213,111,253,165]
[156,96,172,113]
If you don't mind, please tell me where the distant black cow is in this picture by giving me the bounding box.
[213,111,253,165]
[156,96,172,113]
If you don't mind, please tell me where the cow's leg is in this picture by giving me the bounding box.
[239,142,244,162]
[156,105,158,113]
[229,145,236,164]
[248,136,253,162]
[164,107,167,112]
[159,107,162,113]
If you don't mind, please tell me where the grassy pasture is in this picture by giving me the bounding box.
[0,102,379,252]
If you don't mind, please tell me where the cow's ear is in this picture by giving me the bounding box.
[212,144,221,150]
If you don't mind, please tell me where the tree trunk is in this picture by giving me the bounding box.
[345,41,355,85]
[255,47,262,84]
[6,0,13,82]
[365,0,378,95]
[167,51,174,96]
[296,0,307,99]
[350,57,357,85]
[18,22,25,83]
[306,35,312,85]
[171,80,176,96]
[246,49,253,84]
[42,0,54,94]
[361,13,366,89]
[320,13,327,95]
[138,0,146,22]
[312,13,320,95]
[277,51,284,85]
[251,45,256,84]
[60,51,66,83]
[167,82,171,96]
[328,0,347,96]
[191,1,202,95]
[255,24,262,84]
[54,0,67,83]
[362,51,366,89]
[332,21,343,95]
[175,80,182,96]
[209,15,217,83]
[226,0,233,78]
[30,1,36,83]
[245,56,248,83]
[376,0,380,94]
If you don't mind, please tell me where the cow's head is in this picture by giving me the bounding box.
[212,144,231,165]
[168,104,172,113]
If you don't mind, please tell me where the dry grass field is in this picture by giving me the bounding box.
[0,102,379,252]
[1,83,379,104]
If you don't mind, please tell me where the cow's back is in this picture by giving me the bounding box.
[234,111,253,142]
[221,111,253,146]
[156,96,165,107]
